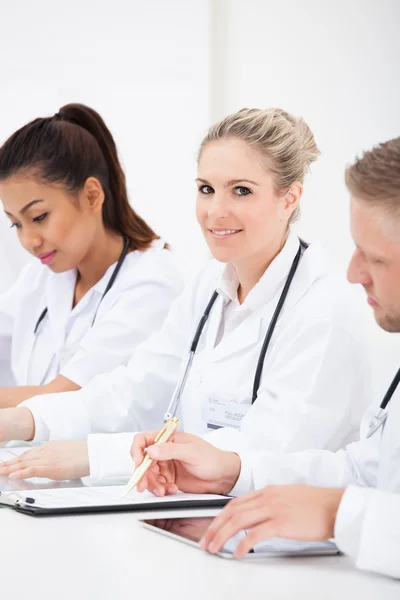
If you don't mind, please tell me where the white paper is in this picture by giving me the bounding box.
[5,485,227,510]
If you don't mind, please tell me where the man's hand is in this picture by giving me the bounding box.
[200,484,345,558]
[0,440,89,480]
[131,431,241,497]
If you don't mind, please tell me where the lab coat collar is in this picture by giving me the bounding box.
[216,231,301,314]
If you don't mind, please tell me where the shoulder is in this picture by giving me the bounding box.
[112,241,184,292]
[12,260,49,295]
[289,243,363,339]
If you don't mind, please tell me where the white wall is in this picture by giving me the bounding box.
[1,0,400,397]
[211,0,400,397]
[0,0,211,291]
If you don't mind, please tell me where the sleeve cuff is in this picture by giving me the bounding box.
[228,451,254,497]
[334,485,369,559]
[84,432,137,485]
[17,403,50,442]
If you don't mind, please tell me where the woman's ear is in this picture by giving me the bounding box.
[82,177,105,214]
[283,182,303,215]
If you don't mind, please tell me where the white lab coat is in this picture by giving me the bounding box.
[22,232,370,479]
[0,239,182,387]
[230,381,400,579]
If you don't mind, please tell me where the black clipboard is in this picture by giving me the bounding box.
[13,496,231,517]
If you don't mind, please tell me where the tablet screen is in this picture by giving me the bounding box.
[141,517,340,558]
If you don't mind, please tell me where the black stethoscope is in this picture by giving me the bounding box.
[33,235,130,334]
[366,367,400,438]
[164,239,308,421]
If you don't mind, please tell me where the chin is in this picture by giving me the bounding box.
[209,249,237,264]
[375,312,400,333]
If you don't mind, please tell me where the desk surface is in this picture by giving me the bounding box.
[0,510,399,600]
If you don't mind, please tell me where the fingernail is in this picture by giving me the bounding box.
[199,538,206,549]
[168,487,176,494]
[209,543,217,553]
[9,472,19,479]
[153,488,161,497]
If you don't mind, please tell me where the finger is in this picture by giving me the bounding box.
[8,465,56,480]
[234,521,279,559]
[136,463,160,493]
[201,497,271,552]
[0,456,45,476]
[201,492,265,545]
[0,462,27,476]
[146,441,199,465]
[131,431,158,465]
[0,456,24,468]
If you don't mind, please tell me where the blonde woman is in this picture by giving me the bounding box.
[0,108,368,482]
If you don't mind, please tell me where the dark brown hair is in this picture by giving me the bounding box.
[0,103,159,250]
[345,137,400,211]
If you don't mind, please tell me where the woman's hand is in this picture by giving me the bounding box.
[0,408,35,442]
[200,484,345,558]
[0,440,89,480]
[131,431,241,497]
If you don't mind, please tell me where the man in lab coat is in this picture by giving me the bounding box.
[132,136,400,579]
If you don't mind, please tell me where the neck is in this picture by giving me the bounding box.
[76,228,126,296]
[235,230,288,304]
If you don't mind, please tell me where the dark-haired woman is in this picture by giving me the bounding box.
[0,104,182,407]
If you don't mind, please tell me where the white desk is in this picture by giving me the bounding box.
[0,510,399,600]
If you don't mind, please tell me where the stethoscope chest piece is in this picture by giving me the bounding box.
[366,409,388,438]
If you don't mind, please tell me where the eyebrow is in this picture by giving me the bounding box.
[4,199,44,217]
[196,178,260,187]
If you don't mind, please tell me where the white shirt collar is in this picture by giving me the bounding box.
[216,231,301,313]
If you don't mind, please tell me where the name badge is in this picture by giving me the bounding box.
[206,397,251,431]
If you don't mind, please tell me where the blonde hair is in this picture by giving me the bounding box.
[199,108,320,223]
[345,137,400,213]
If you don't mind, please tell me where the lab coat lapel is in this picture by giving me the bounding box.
[46,269,76,349]
[17,324,38,385]
[210,314,263,362]
[24,269,77,386]
[200,294,225,351]
[378,391,400,492]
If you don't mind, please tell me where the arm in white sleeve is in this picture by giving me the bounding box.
[335,486,400,579]
[60,269,181,387]
[85,432,136,485]
[0,266,30,385]
[0,287,14,383]
[229,428,380,496]
[205,315,368,457]
[21,265,213,442]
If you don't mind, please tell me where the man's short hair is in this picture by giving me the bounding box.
[346,137,400,211]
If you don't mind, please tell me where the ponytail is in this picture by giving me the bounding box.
[0,103,159,251]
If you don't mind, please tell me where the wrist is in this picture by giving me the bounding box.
[14,407,35,441]
[327,488,346,536]
[219,451,241,495]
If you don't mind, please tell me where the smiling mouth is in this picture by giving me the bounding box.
[209,229,242,237]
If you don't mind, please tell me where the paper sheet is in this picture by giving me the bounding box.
[6,485,227,509]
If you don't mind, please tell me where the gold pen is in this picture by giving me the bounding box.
[124,417,180,497]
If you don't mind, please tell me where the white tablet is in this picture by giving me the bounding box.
[140,516,340,559]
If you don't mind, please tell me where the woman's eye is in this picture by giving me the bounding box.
[198,185,214,194]
[33,212,48,223]
[234,186,251,196]
[10,222,21,229]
